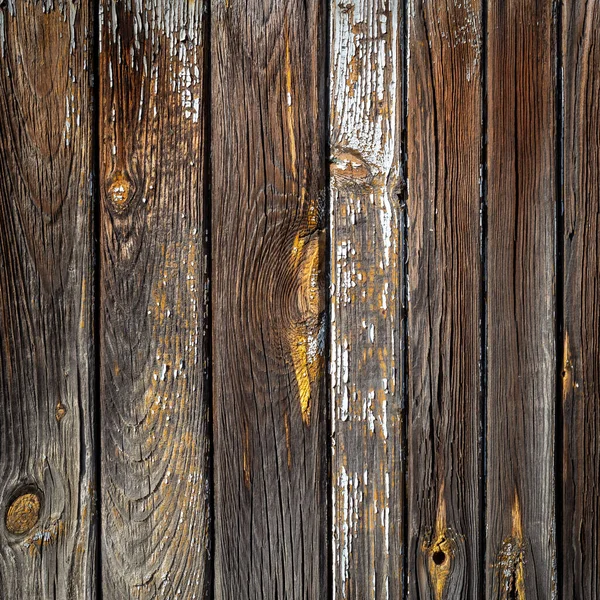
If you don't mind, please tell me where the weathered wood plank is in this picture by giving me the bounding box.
[486,1,557,596]
[330,1,403,597]
[0,1,96,597]
[406,1,482,597]
[211,0,327,597]
[99,2,210,597]
[562,0,600,595]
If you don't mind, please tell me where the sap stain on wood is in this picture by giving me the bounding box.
[212,0,328,597]
[493,495,525,600]
[421,487,455,600]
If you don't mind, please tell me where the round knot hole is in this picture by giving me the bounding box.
[432,550,447,566]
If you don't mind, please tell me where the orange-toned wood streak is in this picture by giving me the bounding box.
[211,0,328,597]
[486,0,557,596]
[407,0,483,597]
[0,1,97,597]
[99,1,210,597]
[330,0,404,597]
[562,0,600,595]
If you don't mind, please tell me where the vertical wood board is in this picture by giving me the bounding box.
[330,0,404,597]
[562,0,600,595]
[406,0,483,597]
[486,1,557,596]
[0,1,96,597]
[99,1,210,597]
[211,0,328,597]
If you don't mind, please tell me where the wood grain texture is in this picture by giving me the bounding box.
[0,1,96,597]
[406,1,482,597]
[330,1,403,597]
[99,2,210,597]
[486,1,557,597]
[211,0,327,597]
[562,0,600,596]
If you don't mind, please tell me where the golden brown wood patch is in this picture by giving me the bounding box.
[5,493,41,536]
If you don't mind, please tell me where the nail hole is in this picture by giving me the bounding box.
[432,550,446,566]
[5,490,41,535]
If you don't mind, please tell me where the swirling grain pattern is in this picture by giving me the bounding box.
[211,0,328,597]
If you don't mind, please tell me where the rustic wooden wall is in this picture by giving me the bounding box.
[1,0,600,598]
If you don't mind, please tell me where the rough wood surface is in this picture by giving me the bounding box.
[329,1,403,598]
[406,1,482,597]
[486,1,557,597]
[0,1,96,597]
[211,0,327,597]
[99,2,210,597]
[562,0,600,595]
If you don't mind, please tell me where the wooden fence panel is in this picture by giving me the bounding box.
[406,1,483,597]
[0,1,96,597]
[99,2,210,597]
[211,0,328,598]
[486,1,557,596]
[562,0,600,595]
[330,1,404,597]
[5,1,600,597]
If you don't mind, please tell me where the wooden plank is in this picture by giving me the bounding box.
[562,0,600,595]
[329,1,403,597]
[486,1,557,596]
[0,1,96,597]
[211,0,327,597]
[406,1,482,597]
[98,2,209,597]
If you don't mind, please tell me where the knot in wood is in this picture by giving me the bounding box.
[5,491,41,535]
[107,172,134,213]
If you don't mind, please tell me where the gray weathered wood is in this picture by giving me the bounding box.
[330,0,404,597]
[0,1,96,597]
[99,1,210,597]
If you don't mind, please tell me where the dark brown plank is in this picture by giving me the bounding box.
[0,1,96,597]
[330,1,404,597]
[406,1,482,597]
[486,1,557,596]
[330,1,403,596]
[211,0,327,597]
[562,0,600,595]
[99,2,210,597]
